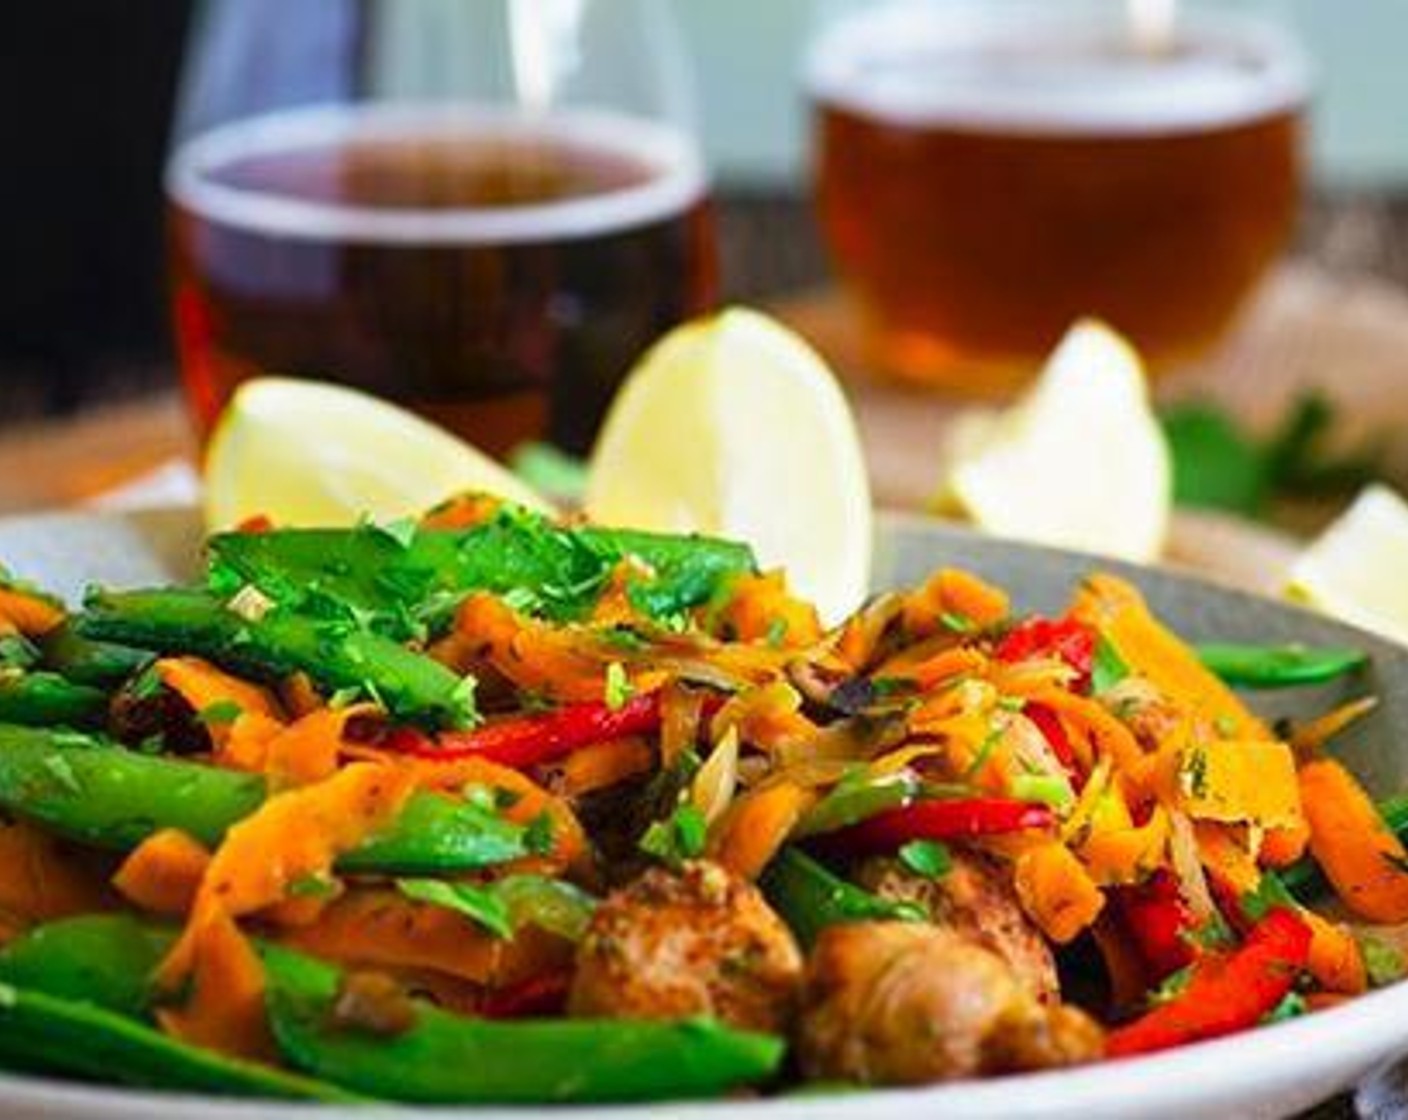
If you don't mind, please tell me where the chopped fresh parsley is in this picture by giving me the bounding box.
[639,803,708,867]
[1010,773,1075,811]
[288,873,338,900]
[1240,873,1298,923]
[523,811,556,857]
[1090,634,1130,695]
[940,610,975,634]
[1359,933,1407,988]
[196,699,243,726]
[1149,965,1192,1006]
[373,517,419,550]
[898,839,952,879]
[604,662,633,711]
[396,878,513,939]
[1261,991,1308,1024]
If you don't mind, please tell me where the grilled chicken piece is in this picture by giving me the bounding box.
[856,850,1059,1002]
[568,860,803,1033]
[797,921,1103,1085]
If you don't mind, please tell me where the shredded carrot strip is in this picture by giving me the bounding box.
[1194,822,1261,896]
[710,682,818,753]
[0,821,112,932]
[876,646,987,691]
[113,829,210,916]
[419,492,505,529]
[0,587,64,635]
[213,712,286,773]
[157,762,416,989]
[902,568,1009,637]
[280,888,573,988]
[156,909,272,1061]
[1069,574,1270,739]
[1260,820,1311,867]
[1302,910,1367,995]
[1014,841,1105,943]
[454,593,608,703]
[1081,805,1170,886]
[708,780,816,880]
[1290,696,1380,756]
[1300,756,1408,923]
[156,657,283,751]
[1176,740,1303,831]
[552,736,655,798]
[713,570,823,648]
[1020,687,1144,773]
[263,706,375,788]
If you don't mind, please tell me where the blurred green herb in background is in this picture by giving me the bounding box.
[1161,393,1383,517]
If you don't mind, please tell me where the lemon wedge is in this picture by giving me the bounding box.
[940,319,1171,562]
[1287,484,1408,646]
[585,307,872,623]
[203,377,553,530]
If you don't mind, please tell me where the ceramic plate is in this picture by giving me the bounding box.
[0,508,1404,1120]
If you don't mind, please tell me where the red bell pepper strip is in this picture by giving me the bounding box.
[1025,701,1079,774]
[996,617,1096,691]
[1105,907,1312,1059]
[1113,870,1195,982]
[821,797,1054,854]
[387,692,663,769]
[479,971,572,1018]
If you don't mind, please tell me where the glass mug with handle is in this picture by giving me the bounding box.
[168,0,716,457]
[807,0,1309,394]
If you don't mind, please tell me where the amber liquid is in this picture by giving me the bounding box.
[812,28,1305,392]
[168,107,717,455]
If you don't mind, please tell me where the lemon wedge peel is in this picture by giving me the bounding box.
[586,307,873,624]
[943,319,1172,563]
[202,377,554,531]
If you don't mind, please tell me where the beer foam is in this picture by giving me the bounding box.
[167,104,708,244]
[807,2,1310,134]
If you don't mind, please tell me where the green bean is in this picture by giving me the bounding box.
[0,724,525,874]
[760,846,925,948]
[77,587,475,728]
[1195,642,1367,689]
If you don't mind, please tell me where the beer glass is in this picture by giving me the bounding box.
[168,0,716,456]
[807,0,1309,393]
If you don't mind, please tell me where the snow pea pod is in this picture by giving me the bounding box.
[760,846,924,948]
[0,672,106,727]
[77,587,475,728]
[0,724,526,873]
[1195,642,1367,689]
[38,621,152,687]
[0,982,352,1100]
[268,985,783,1103]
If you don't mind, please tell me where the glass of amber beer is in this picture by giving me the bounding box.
[167,0,715,456]
[808,0,1309,393]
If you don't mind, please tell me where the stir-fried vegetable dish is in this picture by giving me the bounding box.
[0,494,1398,1102]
